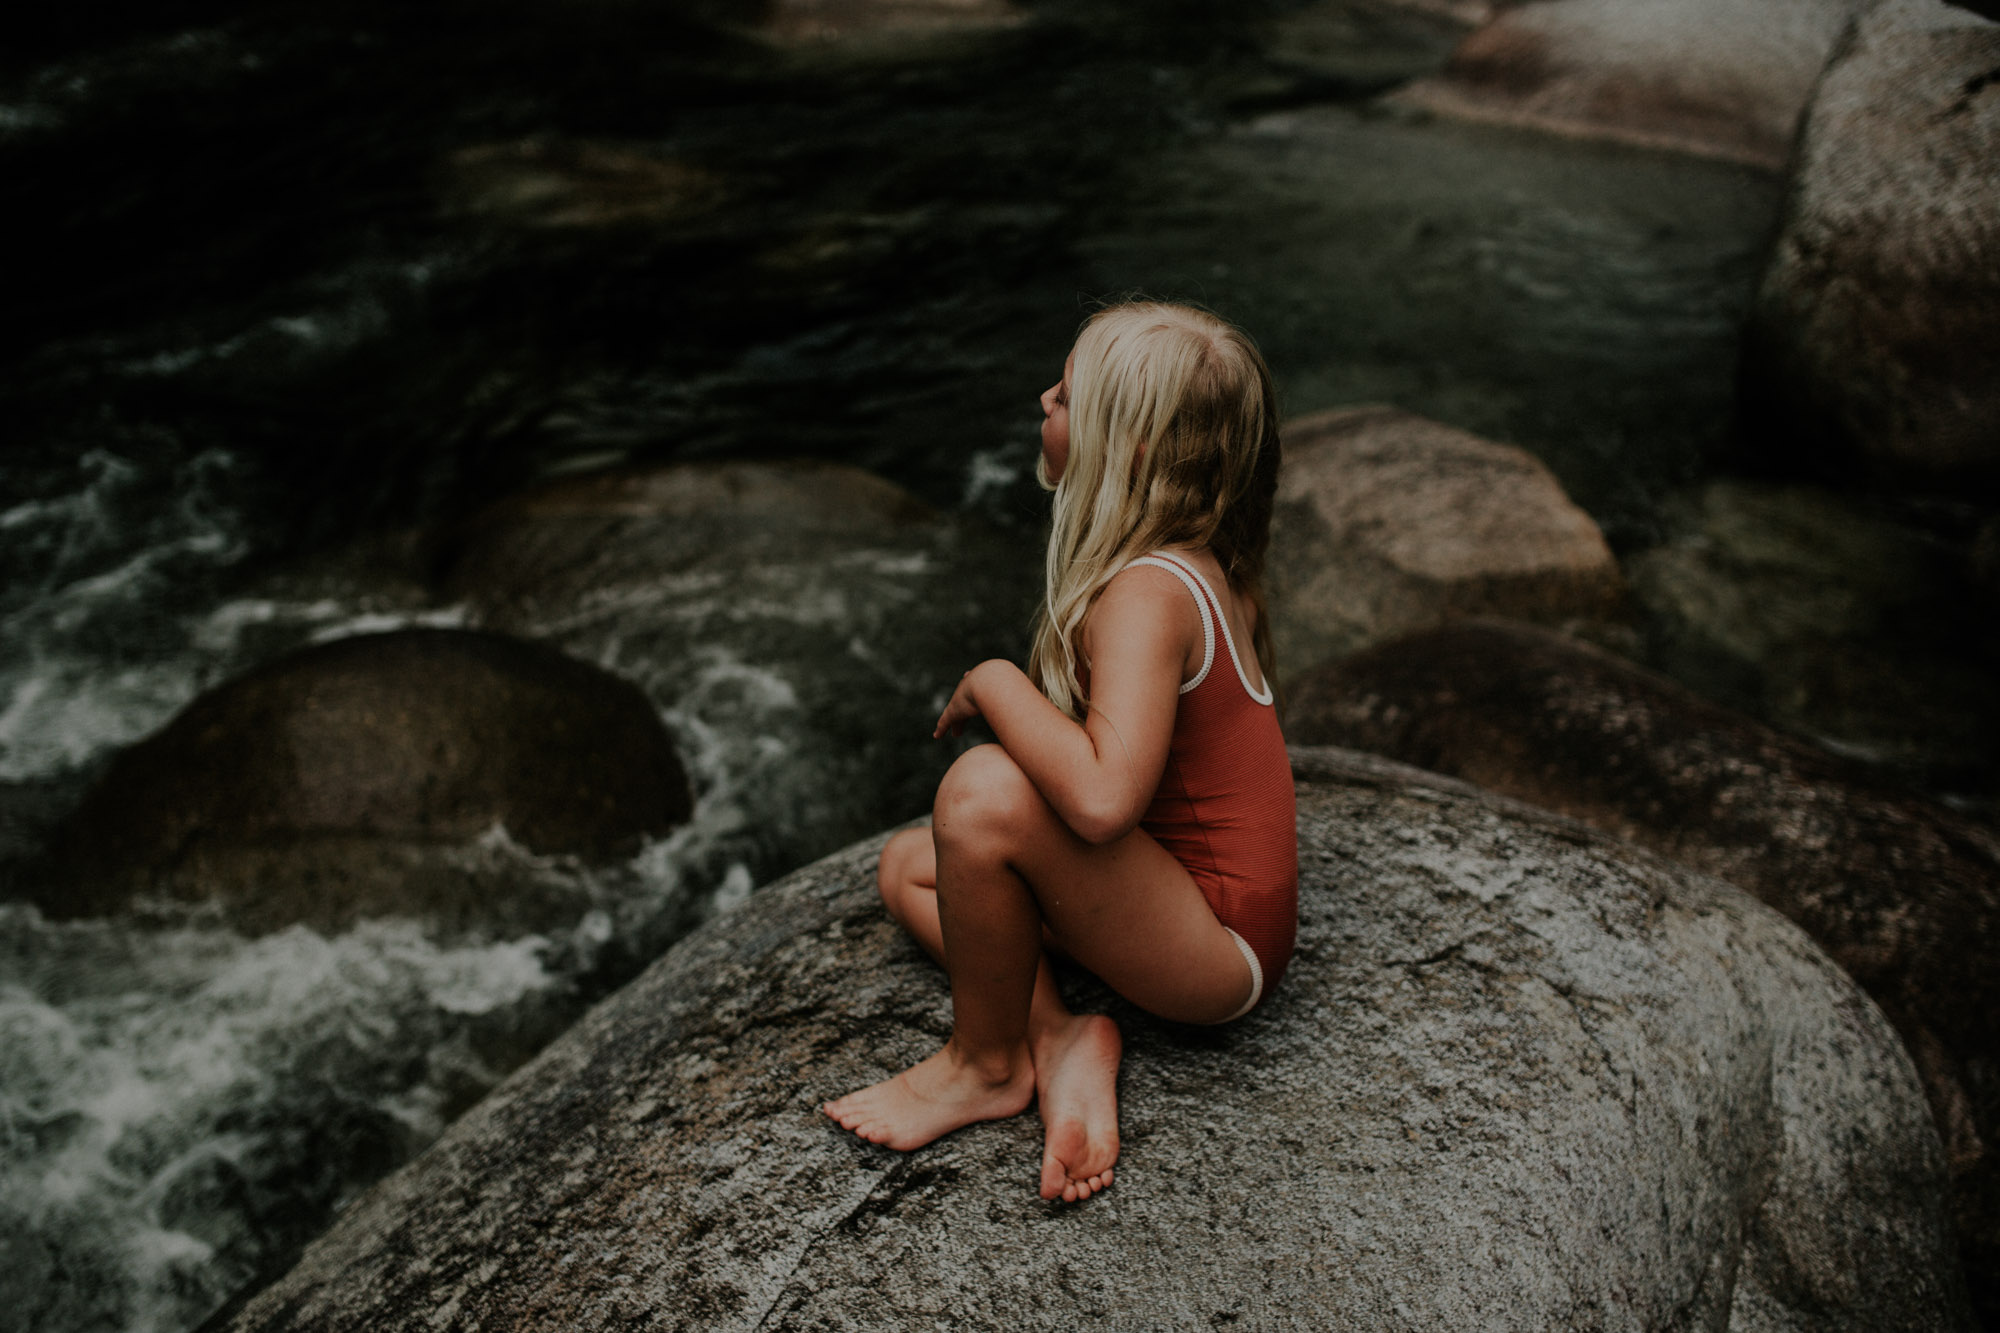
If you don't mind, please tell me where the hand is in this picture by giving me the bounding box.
[933,665,984,739]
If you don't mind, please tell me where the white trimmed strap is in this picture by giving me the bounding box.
[1137,550,1275,705]
[1220,927,1264,1022]
[1125,554,1214,694]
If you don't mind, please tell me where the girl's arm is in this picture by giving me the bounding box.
[935,566,1194,845]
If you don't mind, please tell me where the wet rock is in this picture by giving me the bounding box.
[748,0,1025,46]
[442,137,724,230]
[1625,479,1998,790]
[1266,406,1623,678]
[1284,620,2000,1312]
[1977,517,2000,609]
[213,749,1971,1331]
[1739,0,2000,485]
[443,459,1032,881]
[42,629,690,936]
[1395,0,1869,168]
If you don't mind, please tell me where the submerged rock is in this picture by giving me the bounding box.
[1739,0,2000,485]
[1266,406,1623,677]
[444,459,1032,881]
[42,629,690,936]
[1284,620,2000,1312]
[442,138,725,230]
[214,749,1970,1330]
[1393,0,1868,167]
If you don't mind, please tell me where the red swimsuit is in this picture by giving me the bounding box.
[1125,551,1298,1010]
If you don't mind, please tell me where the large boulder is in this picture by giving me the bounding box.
[1738,0,2000,485]
[1266,406,1623,677]
[212,749,1971,1330]
[443,459,1033,883]
[41,629,690,937]
[1393,0,1870,168]
[1285,620,2000,1315]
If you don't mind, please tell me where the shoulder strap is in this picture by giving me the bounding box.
[1123,554,1214,694]
[1136,550,1274,705]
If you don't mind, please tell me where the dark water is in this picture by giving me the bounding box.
[2,3,1984,1330]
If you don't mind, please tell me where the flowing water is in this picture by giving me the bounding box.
[1,3,1983,1329]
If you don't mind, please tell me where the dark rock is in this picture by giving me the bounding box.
[443,459,1033,882]
[41,629,690,936]
[745,0,1025,46]
[442,138,724,231]
[215,749,1970,1330]
[1393,0,1869,168]
[1285,620,2000,1314]
[1267,406,1623,677]
[1739,0,2000,486]
[1624,479,2000,792]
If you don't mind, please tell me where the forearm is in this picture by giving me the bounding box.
[960,659,1149,843]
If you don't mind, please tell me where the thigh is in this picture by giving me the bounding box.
[941,746,1252,1024]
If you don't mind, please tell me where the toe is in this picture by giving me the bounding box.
[1039,1155,1068,1201]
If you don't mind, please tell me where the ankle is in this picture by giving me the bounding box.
[946,1038,1030,1086]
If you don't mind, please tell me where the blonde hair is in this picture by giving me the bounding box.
[1027,302,1281,717]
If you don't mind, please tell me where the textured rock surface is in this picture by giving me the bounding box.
[1266,406,1623,677]
[444,459,1033,882]
[215,749,1970,1331]
[1394,0,1869,167]
[42,629,689,936]
[1739,0,2000,483]
[1285,621,2000,1316]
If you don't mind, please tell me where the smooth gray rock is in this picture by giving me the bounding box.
[1739,0,2000,483]
[216,749,1970,1331]
[1267,406,1624,677]
[1394,0,1870,168]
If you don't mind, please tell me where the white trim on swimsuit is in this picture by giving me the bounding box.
[1123,550,1274,705]
[1122,549,1274,1022]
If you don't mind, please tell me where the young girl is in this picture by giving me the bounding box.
[823,302,1297,1203]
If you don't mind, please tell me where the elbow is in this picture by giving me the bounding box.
[1068,798,1142,847]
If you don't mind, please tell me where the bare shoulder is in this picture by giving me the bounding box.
[1084,560,1202,676]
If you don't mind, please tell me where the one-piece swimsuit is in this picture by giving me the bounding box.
[1122,549,1298,1018]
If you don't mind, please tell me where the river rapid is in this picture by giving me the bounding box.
[1,3,1984,1330]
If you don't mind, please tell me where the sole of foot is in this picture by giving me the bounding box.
[1033,1013,1122,1202]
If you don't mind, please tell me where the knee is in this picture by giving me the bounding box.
[933,744,1040,851]
[876,826,932,909]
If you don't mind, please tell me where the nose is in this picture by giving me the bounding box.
[1040,383,1057,415]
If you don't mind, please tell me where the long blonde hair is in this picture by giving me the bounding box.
[1027,302,1281,717]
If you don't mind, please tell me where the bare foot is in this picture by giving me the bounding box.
[823,1041,1035,1151]
[1032,1014,1122,1202]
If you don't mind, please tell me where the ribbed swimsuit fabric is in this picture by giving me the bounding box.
[1121,550,1299,1003]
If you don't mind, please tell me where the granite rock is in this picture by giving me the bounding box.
[1739,0,2000,484]
[1285,620,2000,1317]
[1266,406,1623,677]
[213,748,1970,1331]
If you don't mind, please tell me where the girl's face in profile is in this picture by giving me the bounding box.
[1039,352,1073,483]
